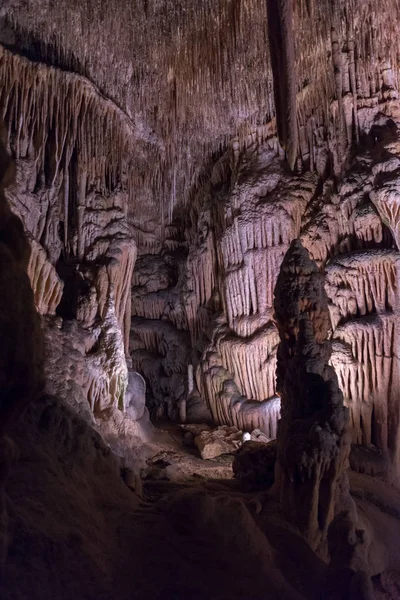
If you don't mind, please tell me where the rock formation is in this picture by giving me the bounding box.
[0,133,44,567]
[2,3,400,467]
[0,43,139,431]
[273,239,351,552]
[1,1,400,597]
[0,132,44,428]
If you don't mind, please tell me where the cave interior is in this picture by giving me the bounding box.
[1,1,400,599]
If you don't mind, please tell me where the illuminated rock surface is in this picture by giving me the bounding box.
[1,2,400,598]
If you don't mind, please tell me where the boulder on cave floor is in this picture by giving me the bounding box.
[232,439,277,487]
[179,423,212,448]
[249,428,271,444]
[179,423,212,437]
[194,425,243,460]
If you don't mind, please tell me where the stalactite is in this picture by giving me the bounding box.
[199,344,281,436]
[184,223,216,346]
[371,169,400,250]
[267,0,298,170]
[331,315,399,463]
[5,0,400,464]
[347,22,359,145]
[326,250,398,328]
[331,27,346,161]
[3,0,400,222]
[218,325,278,402]
[215,169,314,337]
[302,185,386,266]
[0,45,140,422]
[0,45,137,209]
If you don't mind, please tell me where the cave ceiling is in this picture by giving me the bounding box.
[2,0,400,233]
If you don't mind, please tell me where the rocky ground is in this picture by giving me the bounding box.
[3,394,400,600]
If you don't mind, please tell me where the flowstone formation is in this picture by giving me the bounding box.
[130,110,400,494]
[2,2,400,484]
[0,44,141,437]
[273,239,351,552]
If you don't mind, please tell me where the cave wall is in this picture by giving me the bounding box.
[132,68,400,485]
[2,2,400,485]
[0,44,137,421]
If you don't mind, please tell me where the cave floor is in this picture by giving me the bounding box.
[140,420,235,486]
[4,399,400,599]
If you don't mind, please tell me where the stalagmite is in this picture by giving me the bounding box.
[273,239,351,552]
[187,364,194,395]
[86,290,128,415]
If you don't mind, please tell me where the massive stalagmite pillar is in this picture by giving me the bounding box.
[273,239,350,551]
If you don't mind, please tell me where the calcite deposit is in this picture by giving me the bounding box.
[0,44,137,422]
[2,4,400,467]
[1,1,400,598]
[273,239,351,552]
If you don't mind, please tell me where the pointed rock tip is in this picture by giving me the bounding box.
[281,239,318,274]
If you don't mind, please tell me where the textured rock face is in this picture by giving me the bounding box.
[194,425,243,460]
[0,45,137,425]
[130,247,191,420]
[2,4,400,491]
[273,239,351,551]
[130,107,400,491]
[3,28,399,493]
[0,135,44,428]
[2,0,400,226]
[0,134,44,566]
[1,4,400,598]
